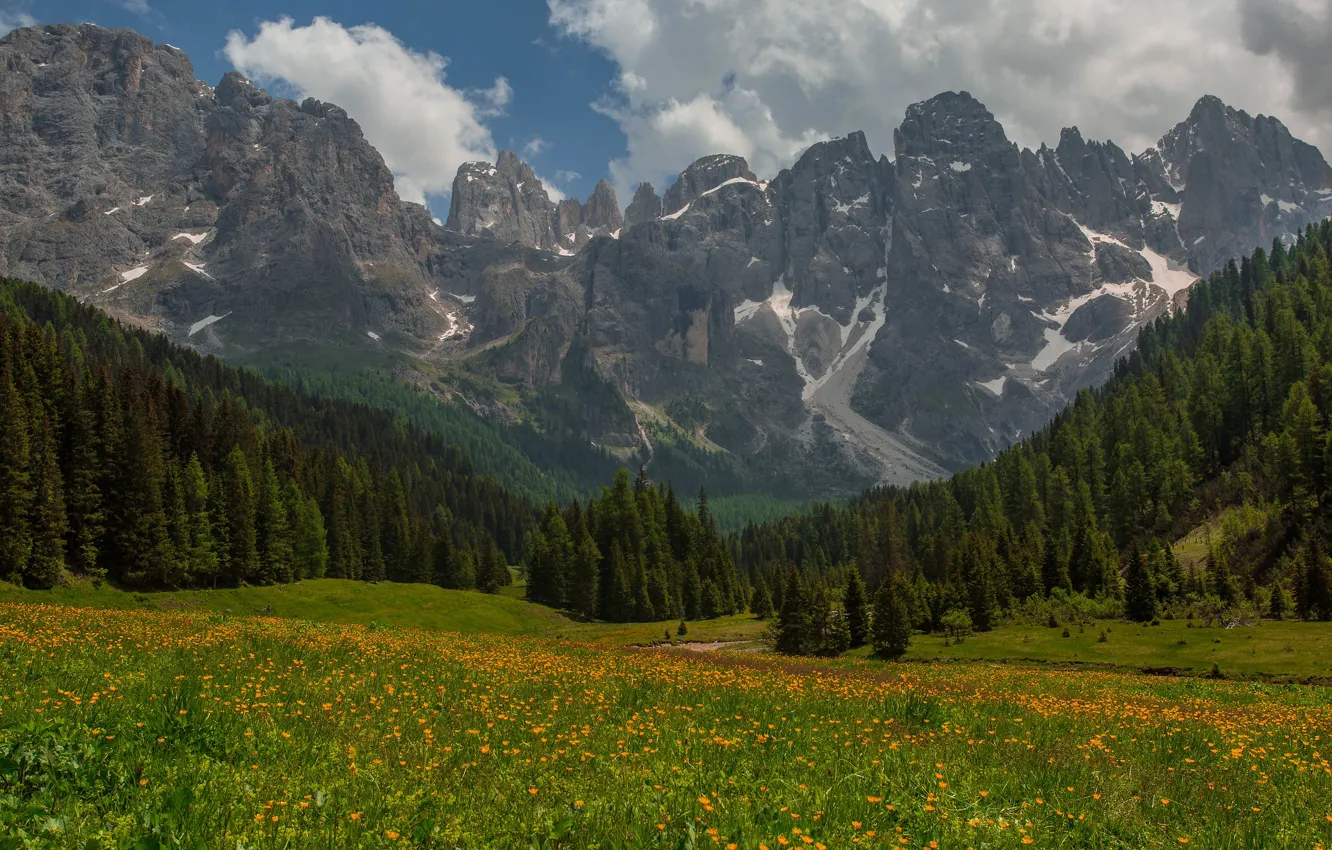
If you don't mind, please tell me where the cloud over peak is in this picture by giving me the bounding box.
[548,0,1318,198]
[224,16,510,209]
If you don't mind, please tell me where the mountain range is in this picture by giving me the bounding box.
[4,22,1331,500]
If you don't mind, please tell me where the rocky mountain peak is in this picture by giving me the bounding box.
[624,182,662,227]
[894,91,1010,161]
[584,179,623,232]
[445,151,559,249]
[663,154,758,215]
[215,71,272,109]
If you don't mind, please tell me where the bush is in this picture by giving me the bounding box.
[677,621,688,637]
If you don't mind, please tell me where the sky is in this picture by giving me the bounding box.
[6,0,1332,221]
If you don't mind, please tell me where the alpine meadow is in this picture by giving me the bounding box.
[4,12,1332,850]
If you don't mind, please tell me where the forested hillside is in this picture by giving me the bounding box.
[0,280,529,591]
[259,365,620,505]
[525,469,747,622]
[735,224,1332,643]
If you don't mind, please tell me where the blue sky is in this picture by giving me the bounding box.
[5,0,1327,223]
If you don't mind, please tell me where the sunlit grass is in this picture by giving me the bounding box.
[1,603,1330,848]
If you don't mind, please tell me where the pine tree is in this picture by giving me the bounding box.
[528,504,573,606]
[107,387,171,587]
[255,458,292,584]
[569,533,601,620]
[431,508,458,588]
[62,380,103,577]
[25,412,67,589]
[381,470,412,582]
[181,455,218,584]
[775,567,814,656]
[958,533,999,632]
[1300,538,1332,621]
[479,540,511,594]
[223,447,257,584]
[1124,549,1158,622]
[750,579,775,620]
[871,573,912,659]
[844,569,869,648]
[0,372,34,583]
[286,484,328,580]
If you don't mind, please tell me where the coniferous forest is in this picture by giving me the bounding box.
[525,468,745,621]
[0,280,524,592]
[727,225,1332,655]
[10,222,1332,638]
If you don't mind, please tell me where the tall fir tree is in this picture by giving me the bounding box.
[1124,549,1158,622]
[871,572,912,659]
[844,569,869,648]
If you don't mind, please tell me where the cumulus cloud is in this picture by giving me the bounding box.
[224,17,510,208]
[548,0,1324,198]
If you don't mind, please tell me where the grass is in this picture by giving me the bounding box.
[8,579,1332,680]
[899,618,1332,680]
[1,602,1330,848]
[0,578,569,637]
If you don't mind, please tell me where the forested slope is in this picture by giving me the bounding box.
[736,224,1332,630]
[0,280,529,591]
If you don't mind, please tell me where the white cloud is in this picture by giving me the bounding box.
[555,169,582,184]
[119,0,151,14]
[224,17,510,208]
[0,10,36,34]
[522,136,549,157]
[548,0,1322,196]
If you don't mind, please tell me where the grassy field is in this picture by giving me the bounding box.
[0,578,569,637]
[899,618,1332,680]
[0,602,1329,848]
[6,579,1332,680]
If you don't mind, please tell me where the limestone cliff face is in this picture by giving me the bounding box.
[7,23,1331,497]
[0,23,485,351]
[446,157,621,255]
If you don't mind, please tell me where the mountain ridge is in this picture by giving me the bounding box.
[4,22,1330,501]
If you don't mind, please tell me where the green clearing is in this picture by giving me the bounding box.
[0,579,568,637]
[897,618,1332,680]
[1,603,1330,849]
[7,579,1332,679]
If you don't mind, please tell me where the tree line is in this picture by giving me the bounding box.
[737,225,1332,655]
[525,468,746,621]
[0,280,524,592]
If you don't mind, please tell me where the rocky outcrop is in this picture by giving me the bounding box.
[624,183,662,227]
[0,22,497,354]
[6,24,1331,498]
[446,155,621,254]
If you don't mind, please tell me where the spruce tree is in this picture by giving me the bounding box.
[844,569,869,648]
[182,455,218,584]
[62,381,103,577]
[223,447,257,584]
[1124,549,1158,622]
[1301,538,1332,621]
[569,533,601,620]
[431,508,458,588]
[286,484,328,580]
[871,573,912,659]
[750,579,775,620]
[255,458,293,584]
[479,540,510,594]
[25,413,66,589]
[775,567,814,656]
[0,372,34,583]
